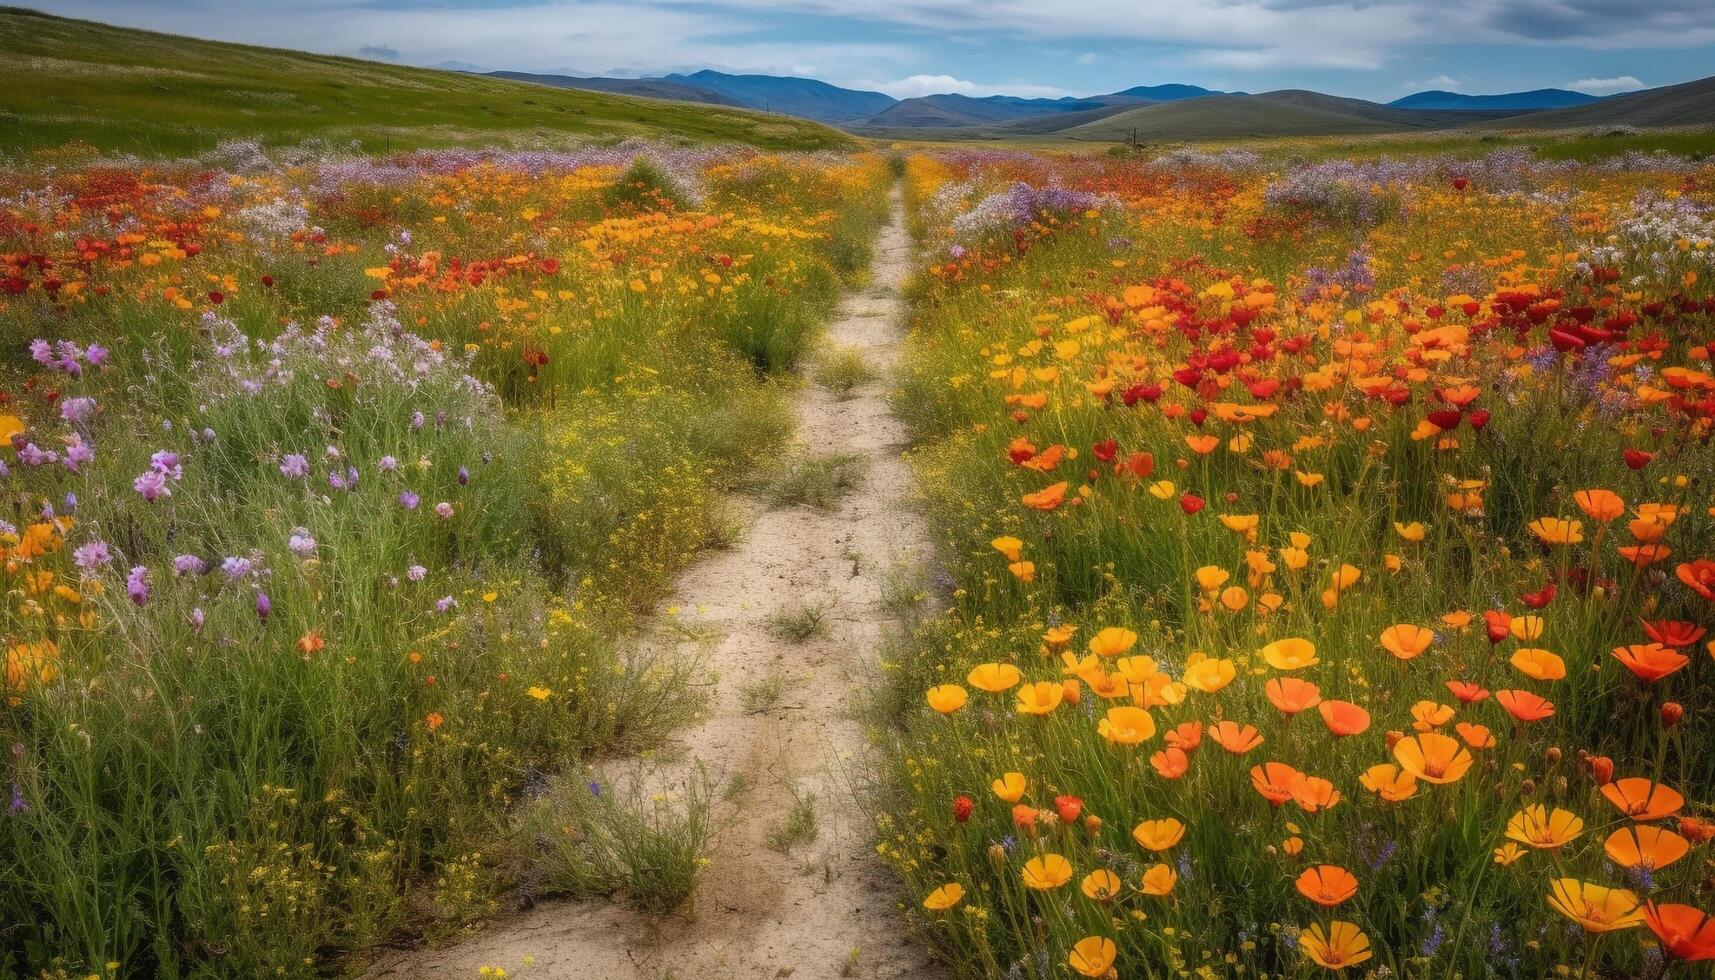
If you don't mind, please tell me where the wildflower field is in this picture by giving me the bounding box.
[0,141,889,976]
[876,145,1715,978]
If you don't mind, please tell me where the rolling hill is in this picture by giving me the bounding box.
[0,7,854,156]
[1390,88,1598,110]
[1475,74,1715,129]
[659,69,897,124]
[1065,90,1521,141]
[485,70,746,107]
[861,83,1230,130]
[861,93,1126,128]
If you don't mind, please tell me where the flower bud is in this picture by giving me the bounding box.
[1662,702,1684,728]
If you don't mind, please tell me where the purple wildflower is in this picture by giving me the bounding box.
[72,539,112,570]
[279,453,309,479]
[126,565,150,606]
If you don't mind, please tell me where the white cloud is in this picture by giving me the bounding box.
[862,74,1074,98]
[1075,52,1099,65]
[1426,74,1462,90]
[1567,75,1647,95]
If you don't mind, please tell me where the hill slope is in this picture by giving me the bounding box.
[1066,90,1521,141]
[484,70,746,107]
[1390,88,1597,110]
[661,69,896,124]
[1475,75,1715,129]
[0,7,854,156]
[862,92,1125,128]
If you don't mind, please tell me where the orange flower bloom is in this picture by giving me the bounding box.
[1165,720,1203,751]
[1266,676,1322,716]
[1677,559,1715,601]
[1132,817,1186,851]
[1291,773,1342,813]
[1021,481,1069,511]
[1379,624,1434,660]
[1150,745,1190,779]
[1251,761,1300,806]
[1296,865,1359,907]
[1602,778,1685,820]
[1643,903,1715,961]
[1605,825,1691,871]
[1573,488,1625,522]
[1298,921,1372,970]
[1359,763,1418,802]
[1613,642,1689,682]
[1392,732,1472,784]
[1318,699,1371,736]
[1210,719,1263,754]
[1547,878,1644,932]
[1495,688,1555,722]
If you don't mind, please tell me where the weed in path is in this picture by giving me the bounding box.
[766,787,819,853]
[815,346,880,400]
[524,766,717,915]
[765,453,866,509]
[766,602,829,642]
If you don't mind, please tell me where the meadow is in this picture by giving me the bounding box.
[5,16,1715,974]
[873,145,1715,977]
[0,140,889,977]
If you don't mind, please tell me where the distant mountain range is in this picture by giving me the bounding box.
[1387,88,1598,110]
[475,66,1715,141]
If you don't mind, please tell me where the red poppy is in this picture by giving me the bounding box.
[953,795,973,823]
[1483,610,1512,644]
[1642,620,1706,648]
[1643,903,1715,961]
[1180,493,1206,515]
[1055,795,1083,824]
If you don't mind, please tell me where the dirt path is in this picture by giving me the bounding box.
[369,184,938,980]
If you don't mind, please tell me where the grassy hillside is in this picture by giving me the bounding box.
[485,70,747,108]
[0,7,853,156]
[1067,91,1515,141]
[1478,74,1715,129]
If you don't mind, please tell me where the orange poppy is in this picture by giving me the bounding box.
[1296,865,1359,907]
[1495,689,1555,722]
[1605,825,1691,871]
[1291,773,1342,813]
[1210,720,1263,754]
[1380,624,1434,660]
[1573,489,1625,522]
[1132,818,1186,851]
[1547,878,1644,932]
[1392,732,1472,784]
[1510,647,1566,681]
[1602,778,1685,821]
[1446,679,1490,703]
[1613,643,1689,682]
[1676,559,1715,601]
[1298,921,1372,970]
[1150,745,1190,779]
[1455,721,1495,748]
[1251,761,1300,805]
[1359,763,1418,802]
[1021,481,1069,511]
[1166,720,1202,751]
[1318,699,1371,736]
[1266,676,1322,716]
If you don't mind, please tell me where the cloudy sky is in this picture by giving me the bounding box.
[32,0,1715,100]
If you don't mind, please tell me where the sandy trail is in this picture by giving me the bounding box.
[369,184,938,980]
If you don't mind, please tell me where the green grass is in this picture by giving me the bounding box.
[765,452,867,509]
[765,603,829,643]
[0,7,855,157]
[814,346,881,399]
[765,787,819,853]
